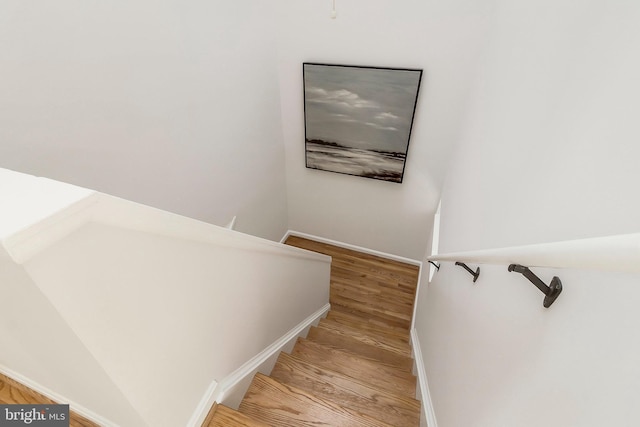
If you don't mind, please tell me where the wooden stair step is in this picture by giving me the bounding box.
[271,352,420,427]
[330,272,416,305]
[331,264,419,295]
[205,403,269,426]
[292,338,416,398]
[238,373,392,427]
[318,318,412,358]
[330,295,412,330]
[327,308,411,341]
[330,288,414,327]
[330,271,418,302]
[308,326,413,371]
[330,280,413,320]
[284,236,418,331]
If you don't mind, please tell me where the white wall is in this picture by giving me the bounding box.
[416,0,640,425]
[23,219,330,427]
[0,168,331,426]
[0,255,146,426]
[0,1,288,241]
[276,0,492,259]
[437,0,640,252]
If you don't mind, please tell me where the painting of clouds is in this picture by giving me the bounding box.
[303,63,422,183]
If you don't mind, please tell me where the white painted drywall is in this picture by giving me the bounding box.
[0,168,94,240]
[23,219,330,427]
[0,1,288,241]
[0,168,331,426]
[0,255,146,426]
[415,0,640,425]
[276,0,493,259]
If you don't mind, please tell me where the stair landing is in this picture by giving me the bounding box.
[285,235,420,330]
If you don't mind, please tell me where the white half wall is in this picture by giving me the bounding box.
[0,0,288,241]
[21,218,330,427]
[415,1,640,426]
[0,168,331,427]
[276,0,493,259]
[0,255,145,426]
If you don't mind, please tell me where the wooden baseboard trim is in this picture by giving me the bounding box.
[0,365,119,427]
[187,303,331,427]
[410,329,438,427]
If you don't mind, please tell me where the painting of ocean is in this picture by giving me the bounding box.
[303,63,422,183]
[306,139,405,183]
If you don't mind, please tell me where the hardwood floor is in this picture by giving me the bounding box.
[207,235,421,426]
[0,373,99,427]
[285,235,420,330]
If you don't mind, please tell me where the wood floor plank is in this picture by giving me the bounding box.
[285,237,419,278]
[330,262,419,290]
[307,326,413,372]
[315,320,413,359]
[238,373,392,427]
[331,293,412,330]
[205,404,269,427]
[0,374,99,427]
[271,352,420,427]
[292,338,416,398]
[279,235,421,424]
[330,276,416,308]
[285,236,419,331]
[327,307,411,340]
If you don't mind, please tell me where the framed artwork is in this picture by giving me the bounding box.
[303,63,422,183]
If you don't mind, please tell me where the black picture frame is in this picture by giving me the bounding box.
[303,63,422,183]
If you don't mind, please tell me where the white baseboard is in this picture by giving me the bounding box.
[411,264,424,331]
[282,230,422,266]
[0,364,119,427]
[187,303,331,427]
[411,329,438,427]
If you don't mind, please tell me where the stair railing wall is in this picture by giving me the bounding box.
[429,233,640,272]
[428,233,640,307]
[0,168,331,427]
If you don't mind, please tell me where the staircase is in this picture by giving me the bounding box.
[205,236,421,426]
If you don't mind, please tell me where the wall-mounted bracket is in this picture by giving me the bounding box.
[455,262,480,282]
[428,261,440,271]
[508,264,562,308]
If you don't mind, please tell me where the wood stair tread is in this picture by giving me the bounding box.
[328,304,412,340]
[221,236,423,427]
[330,295,412,330]
[271,352,420,427]
[238,373,392,427]
[307,326,413,371]
[292,338,416,398]
[330,264,418,296]
[318,318,412,358]
[205,404,269,426]
[285,236,419,331]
